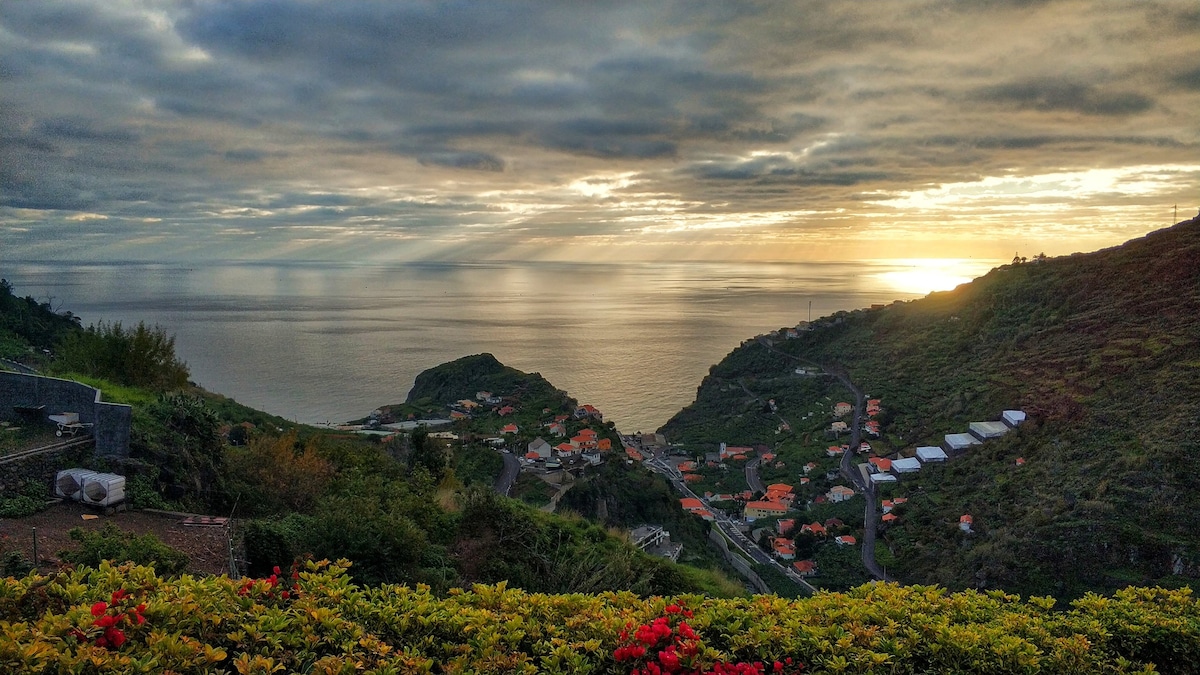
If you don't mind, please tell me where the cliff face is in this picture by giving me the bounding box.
[660,219,1200,597]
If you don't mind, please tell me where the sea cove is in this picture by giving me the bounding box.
[5,258,997,431]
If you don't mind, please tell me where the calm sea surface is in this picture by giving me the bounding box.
[3,260,998,432]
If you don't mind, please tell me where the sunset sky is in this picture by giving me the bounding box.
[3,0,1199,264]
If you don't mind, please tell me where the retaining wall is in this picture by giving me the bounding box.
[0,372,131,457]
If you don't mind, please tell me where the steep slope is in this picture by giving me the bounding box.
[662,218,1200,597]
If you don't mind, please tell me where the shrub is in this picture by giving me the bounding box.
[3,561,1200,673]
[58,523,189,575]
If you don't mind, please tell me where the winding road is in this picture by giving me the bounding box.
[493,450,521,496]
[756,338,890,583]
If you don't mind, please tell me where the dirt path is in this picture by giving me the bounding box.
[1,501,234,576]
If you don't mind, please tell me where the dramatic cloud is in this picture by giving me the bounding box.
[2,0,1199,262]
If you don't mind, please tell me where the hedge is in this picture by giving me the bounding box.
[2,560,1199,673]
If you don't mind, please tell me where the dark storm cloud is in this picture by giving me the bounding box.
[973,79,1156,116]
[2,0,1198,261]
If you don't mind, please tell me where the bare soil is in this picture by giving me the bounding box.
[1,501,234,576]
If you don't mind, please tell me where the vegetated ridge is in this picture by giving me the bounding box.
[0,289,732,598]
[661,218,1200,598]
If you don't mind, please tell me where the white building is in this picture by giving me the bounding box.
[969,421,1010,440]
[944,433,981,453]
[891,457,921,474]
[1002,410,1027,427]
[916,446,948,463]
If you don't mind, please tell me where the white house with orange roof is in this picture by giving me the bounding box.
[570,430,598,451]
[960,514,974,533]
[826,445,845,457]
[501,423,518,434]
[574,404,603,420]
[765,483,795,501]
[772,538,796,560]
[800,521,827,537]
[835,535,857,546]
[792,560,817,577]
[833,402,853,417]
[556,442,580,457]
[827,485,855,502]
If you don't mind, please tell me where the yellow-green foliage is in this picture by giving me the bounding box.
[3,561,1200,674]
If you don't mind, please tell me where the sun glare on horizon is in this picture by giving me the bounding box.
[874,258,997,296]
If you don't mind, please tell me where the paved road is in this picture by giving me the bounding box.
[493,450,521,496]
[745,457,765,494]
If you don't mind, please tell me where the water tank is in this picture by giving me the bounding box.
[79,473,126,506]
[55,469,99,500]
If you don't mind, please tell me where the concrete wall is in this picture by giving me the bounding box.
[708,529,772,594]
[0,371,131,457]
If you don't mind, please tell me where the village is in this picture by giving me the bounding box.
[328,352,1031,591]
[664,393,1028,584]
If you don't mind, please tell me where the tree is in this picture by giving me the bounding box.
[54,321,189,390]
[406,429,448,480]
[225,432,334,515]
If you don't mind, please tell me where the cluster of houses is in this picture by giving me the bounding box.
[522,425,613,467]
[768,517,859,578]
[829,398,882,437]
[507,402,613,472]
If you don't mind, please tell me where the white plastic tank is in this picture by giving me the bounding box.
[54,468,99,500]
[79,473,126,506]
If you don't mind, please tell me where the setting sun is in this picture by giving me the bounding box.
[874,259,993,296]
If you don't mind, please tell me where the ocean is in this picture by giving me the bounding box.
[3,259,998,432]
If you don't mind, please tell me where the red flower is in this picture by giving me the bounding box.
[94,614,119,628]
[110,589,129,604]
[273,566,282,575]
[104,626,126,648]
[657,647,680,670]
[90,601,108,617]
[665,604,681,614]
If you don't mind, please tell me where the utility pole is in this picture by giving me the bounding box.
[808,300,812,322]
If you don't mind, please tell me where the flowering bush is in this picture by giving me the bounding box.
[237,563,301,602]
[615,603,800,675]
[69,588,147,649]
[1,560,1199,673]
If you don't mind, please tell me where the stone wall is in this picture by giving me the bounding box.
[0,372,131,457]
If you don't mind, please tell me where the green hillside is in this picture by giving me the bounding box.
[661,218,1200,598]
[405,352,564,407]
